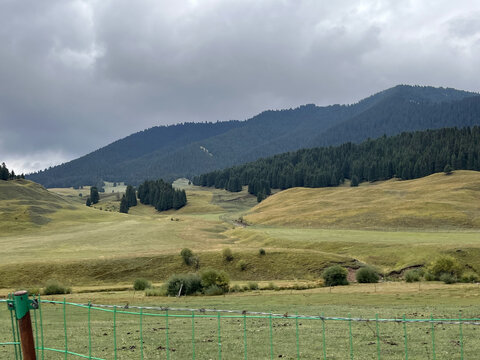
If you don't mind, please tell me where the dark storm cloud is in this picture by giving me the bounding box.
[1,0,480,173]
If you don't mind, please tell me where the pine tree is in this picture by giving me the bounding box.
[0,163,8,181]
[120,195,129,213]
[86,197,92,207]
[125,185,137,207]
[90,187,100,204]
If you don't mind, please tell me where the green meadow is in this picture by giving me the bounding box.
[1,171,480,358]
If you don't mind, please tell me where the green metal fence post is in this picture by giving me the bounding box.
[348,313,354,360]
[217,312,222,360]
[140,308,144,360]
[403,315,408,360]
[191,311,196,360]
[113,306,117,360]
[88,303,92,360]
[269,313,273,360]
[375,314,381,360]
[8,293,20,360]
[38,295,44,360]
[166,309,170,360]
[295,313,300,359]
[243,313,247,360]
[459,312,464,360]
[33,296,39,360]
[321,312,326,360]
[430,314,436,360]
[63,297,68,360]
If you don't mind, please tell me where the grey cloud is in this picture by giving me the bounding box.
[1,0,480,173]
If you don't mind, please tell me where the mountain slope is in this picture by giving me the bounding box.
[244,171,480,230]
[28,85,479,187]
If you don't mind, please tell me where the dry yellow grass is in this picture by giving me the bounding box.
[245,170,480,230]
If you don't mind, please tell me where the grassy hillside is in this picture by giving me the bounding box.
[0,179,76,232]
[244,171,480,230]
[2,173,480,287]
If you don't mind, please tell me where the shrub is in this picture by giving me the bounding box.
[427,256,463,280]
[248,282,259,290]
[133,278,152,291]
[236,260,248,271]
[145,287,167,297]
[322,265,349,287]
[229,284,244,293]
[444,164,453,175]
[43,280,72,295]
[440,273,457,284]
[201,269,230,293]
[166,273,202,296]
[27,287,41,295]
[180,248,194,265]
[424,272,436,281]
[259,248,266,256]
[405,269,421,283]
[461,272,479,283]
[263,282,278,291]
[222,248,234,262]
[204,285,225,296]
[356,267,379,283]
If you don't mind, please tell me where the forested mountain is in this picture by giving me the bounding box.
[193,127,480,196]
[28,85,480,188]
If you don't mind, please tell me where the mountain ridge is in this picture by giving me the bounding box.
[27,85,480,187]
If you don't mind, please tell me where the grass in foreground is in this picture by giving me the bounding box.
[2,283,480,359]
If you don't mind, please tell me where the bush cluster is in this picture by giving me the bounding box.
[222,248,234,262]
[356,267,379,283]
[322,265,349,286]
[43,280,72,295]
[164,269,230,296]
[133,278,152,291]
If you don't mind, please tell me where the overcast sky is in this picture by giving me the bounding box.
[2,0,480,173]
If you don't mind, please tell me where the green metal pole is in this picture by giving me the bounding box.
[113,306,117,360]
[191,311,196,360]
[295,313,300,360]
[430,314,436,360]
[140,308,144,360]
[243,314,248,360]
[88,303,92,360]
[33,297,39,360]
[403,315,408,360]
[375,314,381,360]
[348,313,354,360]
[217,312,222,360]
[8,294,20,360]
[38,295,44,360]
[166,309,170,360]
[459,312,464,360]
[63,297,68,360]
[269,313,273,360]
[321,312,326,360]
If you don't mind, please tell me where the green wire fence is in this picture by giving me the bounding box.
[2,295,480,359]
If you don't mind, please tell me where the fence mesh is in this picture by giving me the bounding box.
[1,295,479,359]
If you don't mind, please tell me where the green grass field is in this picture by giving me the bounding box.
[2,172,480,358]
[1,171,480,287]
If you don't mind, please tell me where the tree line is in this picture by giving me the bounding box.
[137,179,187,211]
[0,162,25,181]
[193,127,480,197]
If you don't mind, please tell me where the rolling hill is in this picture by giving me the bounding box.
[0,179,76,231]
[27,85,479,187]
[244,170,480,230]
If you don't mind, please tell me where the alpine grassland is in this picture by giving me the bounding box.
[2,171,480,358]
